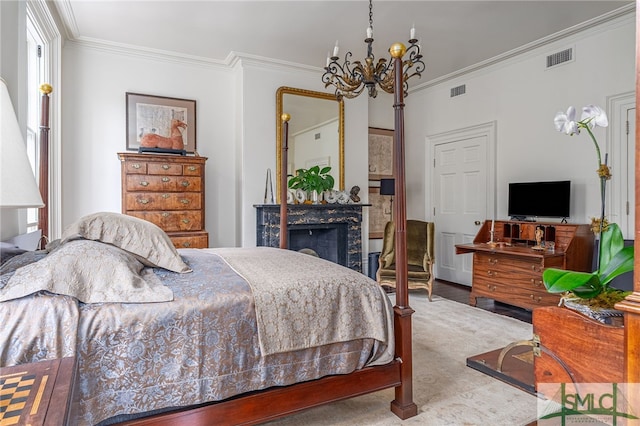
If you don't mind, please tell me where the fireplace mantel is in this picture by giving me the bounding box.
[254,204,369,272]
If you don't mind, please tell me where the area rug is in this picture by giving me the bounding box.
[265,292,539,425]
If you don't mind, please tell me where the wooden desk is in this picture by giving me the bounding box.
[456,220,594,310]
[0,357,76,426]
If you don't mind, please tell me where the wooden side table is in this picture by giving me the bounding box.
[0,357,76,425]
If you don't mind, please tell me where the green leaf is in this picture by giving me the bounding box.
[320,166,331,175]
[598,223,624,270]
[542,268,599,294]
[599,246,634,287]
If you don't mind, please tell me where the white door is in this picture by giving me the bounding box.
[433,136,488,286]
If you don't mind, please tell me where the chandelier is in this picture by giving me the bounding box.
[322,0,425,99]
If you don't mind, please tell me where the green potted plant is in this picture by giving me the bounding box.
[544,104,634,319]
[543,222,633,312]
[287,165,335,204]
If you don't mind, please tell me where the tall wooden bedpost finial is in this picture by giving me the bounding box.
[38,83,52,248]
[389,42,418,420]
[280,113,291,249]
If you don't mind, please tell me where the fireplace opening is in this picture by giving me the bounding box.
[288,223,347,266]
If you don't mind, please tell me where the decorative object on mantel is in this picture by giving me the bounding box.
[321,0,424,99]
[287,165,335,204]
[324,189,338,204]
[349,186,361,203]
[126,92,196,154]
[264,168,274,204]
[543,104,634,318]
[337,191,351,204]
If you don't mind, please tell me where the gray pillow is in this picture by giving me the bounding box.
[0,240,173,304]
[61,212,191,273]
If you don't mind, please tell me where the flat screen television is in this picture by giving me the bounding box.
[508,180,571,220]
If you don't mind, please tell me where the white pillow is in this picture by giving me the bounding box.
[61,212,191,273]
[0,240,173,304]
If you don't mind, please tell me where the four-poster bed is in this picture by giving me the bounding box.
[0,46,417,425]
[117,43,417,426]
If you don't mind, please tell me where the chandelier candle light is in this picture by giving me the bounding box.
[322,0,425,99]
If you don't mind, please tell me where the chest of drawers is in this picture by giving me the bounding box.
[118,153,208,249]
[456,220,594,311]
[471,251,564,310]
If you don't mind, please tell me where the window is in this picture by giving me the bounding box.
[26,10,46,233]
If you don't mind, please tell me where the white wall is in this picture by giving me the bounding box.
[60,46,372,250]
[238,62,370,248]
[7,5,634,263]
[398,13,635,226]
[62,42,238,247]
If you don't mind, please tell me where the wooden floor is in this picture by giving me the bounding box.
[431,279,533,323]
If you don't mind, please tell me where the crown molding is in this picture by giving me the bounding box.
[410,3,635,94]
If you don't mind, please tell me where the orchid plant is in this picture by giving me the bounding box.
[543,105,634,306]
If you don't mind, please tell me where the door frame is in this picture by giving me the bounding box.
[607,91,635,239]
[425,121,497,279]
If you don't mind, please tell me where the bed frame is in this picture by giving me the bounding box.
[114,52,417,425]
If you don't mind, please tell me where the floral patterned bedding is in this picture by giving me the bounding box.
[0,247,394,425]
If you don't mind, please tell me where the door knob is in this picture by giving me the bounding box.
[474,220,481,226]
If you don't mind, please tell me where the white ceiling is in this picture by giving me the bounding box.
[54,1,633,84]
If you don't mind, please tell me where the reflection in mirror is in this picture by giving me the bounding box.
[276,87,344,202]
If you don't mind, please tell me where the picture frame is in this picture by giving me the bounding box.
[368,127,394,180]
[126,92,196,153]
[369,186,393,239]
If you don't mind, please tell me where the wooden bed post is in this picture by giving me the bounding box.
[279,113,290,249]
[389,43,418,419]
[38,84,52,246]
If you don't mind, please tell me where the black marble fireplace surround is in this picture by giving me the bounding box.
[254,204,367,272]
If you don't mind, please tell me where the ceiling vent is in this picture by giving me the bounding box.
[546,48,573,69]
[315,133,321,140]
[450,84,466,98]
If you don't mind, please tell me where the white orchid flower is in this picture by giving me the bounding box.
[554,106,579,135]
[581,105,608,129]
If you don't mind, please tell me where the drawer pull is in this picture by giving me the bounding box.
[137,198,149,204]
[180,199,190,204]
[530,294,542,302]
[486,284,496,291]
[188,166,197,171]
[132,163,141,169]
[140,181,149,187]
[182,242,191,248]
[487,270,496,277]
[162,164,170,170]
[162,177,170,183]
[182,219,190,224]
[181,181,190,187]
[488,258,498,265]
[162,212,170,218]
[531,278,542,287]
[162,194,170,199]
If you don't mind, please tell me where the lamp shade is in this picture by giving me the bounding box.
[0,78,44,208]
[380,178,395,196]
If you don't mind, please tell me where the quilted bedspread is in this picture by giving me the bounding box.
[0,247,394,425]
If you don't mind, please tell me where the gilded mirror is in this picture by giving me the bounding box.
[276,86,344,202]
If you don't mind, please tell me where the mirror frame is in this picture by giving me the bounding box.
[276,86,344,202]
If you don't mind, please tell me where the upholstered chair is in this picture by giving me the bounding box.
[376,220,435,301]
